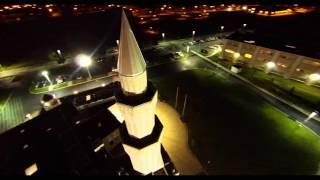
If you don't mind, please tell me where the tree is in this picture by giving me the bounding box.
[48,51,65,64]
[48,51,59,63]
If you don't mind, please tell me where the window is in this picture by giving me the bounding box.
[25,163,38,176]
[244,53,252,59]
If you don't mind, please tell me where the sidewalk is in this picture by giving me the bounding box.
[156,101,204,175]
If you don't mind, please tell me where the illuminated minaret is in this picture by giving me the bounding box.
[114,10,164,175]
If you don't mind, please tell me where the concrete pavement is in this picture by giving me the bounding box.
[156,101,204,175]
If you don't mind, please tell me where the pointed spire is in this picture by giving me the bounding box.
[118,10,146,77]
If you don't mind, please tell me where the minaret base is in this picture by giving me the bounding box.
[120,117,164,175]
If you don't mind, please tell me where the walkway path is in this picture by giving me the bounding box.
[156,101,204,175]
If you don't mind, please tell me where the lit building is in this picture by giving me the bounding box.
[222,32,320,82]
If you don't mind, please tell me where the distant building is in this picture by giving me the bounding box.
[222,32,320,81]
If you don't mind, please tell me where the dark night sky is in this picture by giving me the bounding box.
[4,0,319,6]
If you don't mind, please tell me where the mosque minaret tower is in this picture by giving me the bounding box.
[112,10,165,175]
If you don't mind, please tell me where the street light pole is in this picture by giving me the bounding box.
[41,70,52,85]
[162,33,165,41]
[175,86,179,109]
[304,110,319,123]
[86,67,92,80]
[192,30,196,41]
[182,94,188,117]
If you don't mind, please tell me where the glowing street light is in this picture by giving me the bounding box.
[116,39,119,46]
[266,61,276,69]
[192,30,196,41]
[162,33,165,41]
[220,26,224,31]
[56,49,61,56]
[41,70,52,85]
[76,54,92,79]
[243,23,247,28]
[308,73,320,82]
[265,61,276,73]
[304,111,319,123]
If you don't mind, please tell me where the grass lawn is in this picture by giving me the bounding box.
[0,89,12,110]
[151,69,320,175]
[239,68,320,111]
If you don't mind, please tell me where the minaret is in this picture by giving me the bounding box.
[114,10,164,175]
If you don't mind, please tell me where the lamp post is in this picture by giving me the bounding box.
[304,110,319,123]
[162,33,165,41]
[41,70,52,85]
[56,49,61,56]
[76,54,92,80]
[56,49,65,64]
[265,61,276,73]
[192,30,196,41]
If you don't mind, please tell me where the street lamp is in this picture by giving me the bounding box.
[265,61,276,73]
[192,30,196,41]
[243,23,247,28]
[266,61,275,69]
[162,33,165,41]
[116,40,119,46]
[57,49,61,56]
[41,70,52,85]
[308,73,320,82]
[304,110,319,122]
[220,26,224,31]
[76,54,92,80]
